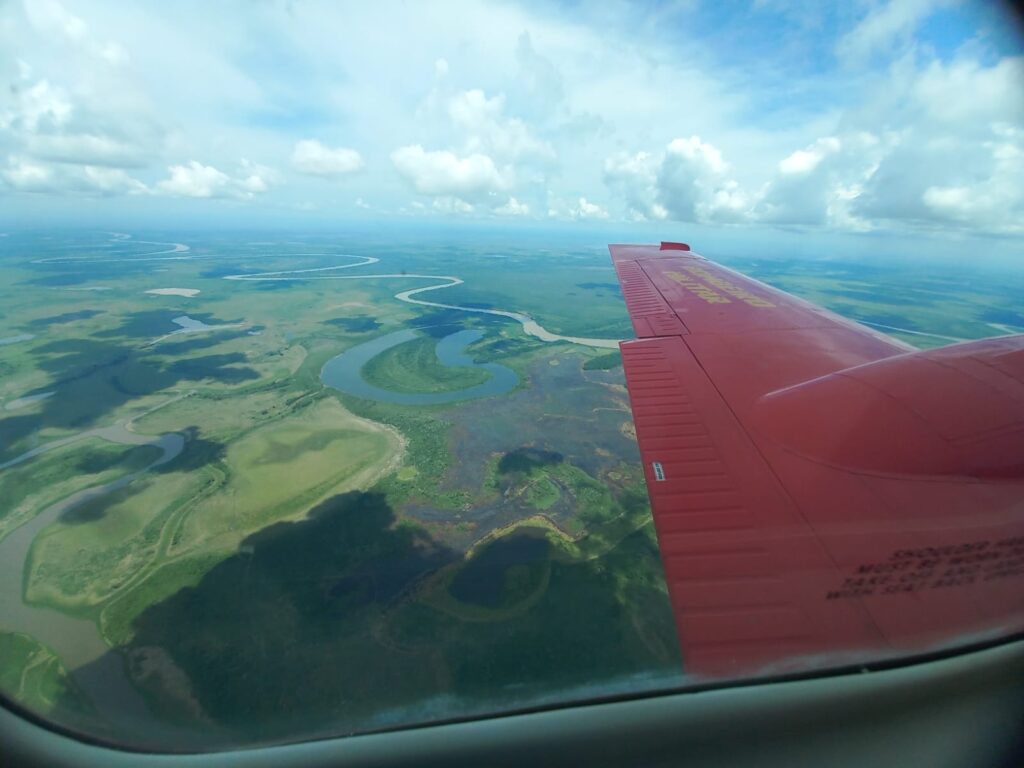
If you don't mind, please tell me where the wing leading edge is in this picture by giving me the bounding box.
[612,243,1024,678]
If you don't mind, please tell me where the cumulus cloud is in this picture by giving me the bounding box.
[391,145,510,201]
[432,197,474,214]
[847,55,1024,233]
[691,53,1024,235]
[574,197,608,220]
[1,0,1021,241]
[756,135,878,227]
[291,139,364,177]
[1,79,73,132]
[549,196,609,221]
[392,85,555,214]
[603,151,665,221]
[657,136,749,223]
[448,89,555,164]
[495,196,530,216]
[156,160,270,199]
[1,1,163,171]
[603,137,748,224]
[1,71,159,169]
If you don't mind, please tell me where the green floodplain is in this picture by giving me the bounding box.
[0,229,1022,748]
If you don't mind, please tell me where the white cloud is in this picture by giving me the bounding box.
[757,135,875,226]
[603,151,663,221]
[750,52,1024,234]
[912,56,1024,126]
[574,197,608,220]
[604,138,750,224]
[2,157,53,191]
[778,137,841,175]
[80,165,148,194]
[25,132,149,168]
[1,79,73,132]
[448,89,555,163]
[391,145,510,201]
[23,0,128,65]
[513,31,564,118]
[432,197,474,214]
[157,161,230,198]
[291,139,364,177]
[656,137,749,223]
[549,196,608,221]
[495,196,529,216]
[847,55,1024,233]
[0,0,1021,244]
[156,160,269,199]
[1,155,146,195]
[836,0,944,64]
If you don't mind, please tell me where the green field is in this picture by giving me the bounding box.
[0,439,162,543]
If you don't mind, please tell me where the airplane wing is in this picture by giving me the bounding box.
[612,242,1024,678]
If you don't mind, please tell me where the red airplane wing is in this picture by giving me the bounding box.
[612,243,1024,678]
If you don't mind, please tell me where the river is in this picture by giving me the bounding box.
[0,425,185,739]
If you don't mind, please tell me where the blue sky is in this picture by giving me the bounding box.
[0,0,1022,256]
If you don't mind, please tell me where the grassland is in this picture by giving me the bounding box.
[362,334,490,393]
[0,439,162,543]
[25,396,402,646]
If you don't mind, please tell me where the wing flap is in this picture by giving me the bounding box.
[621,336,884,676]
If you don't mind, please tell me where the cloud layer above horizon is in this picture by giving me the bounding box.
[1,0,1022,240]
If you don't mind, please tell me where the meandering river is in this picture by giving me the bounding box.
[225,255,621,350]
[0,235,621,738]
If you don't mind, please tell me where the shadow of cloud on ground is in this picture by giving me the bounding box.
[25,310,105,329]
[116,489,681,746]
[325,316,381,333]
[0,334,260,462]
[497,447,564,475]
[93,311,246,342]
[126,491,457,738]
[153,426,227,474]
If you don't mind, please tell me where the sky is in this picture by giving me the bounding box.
[0,0,1022,257]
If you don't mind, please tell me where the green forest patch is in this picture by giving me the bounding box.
[583,351,622,370]
[124,491,680,745]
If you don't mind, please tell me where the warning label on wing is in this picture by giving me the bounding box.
[826,537,1024,600]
